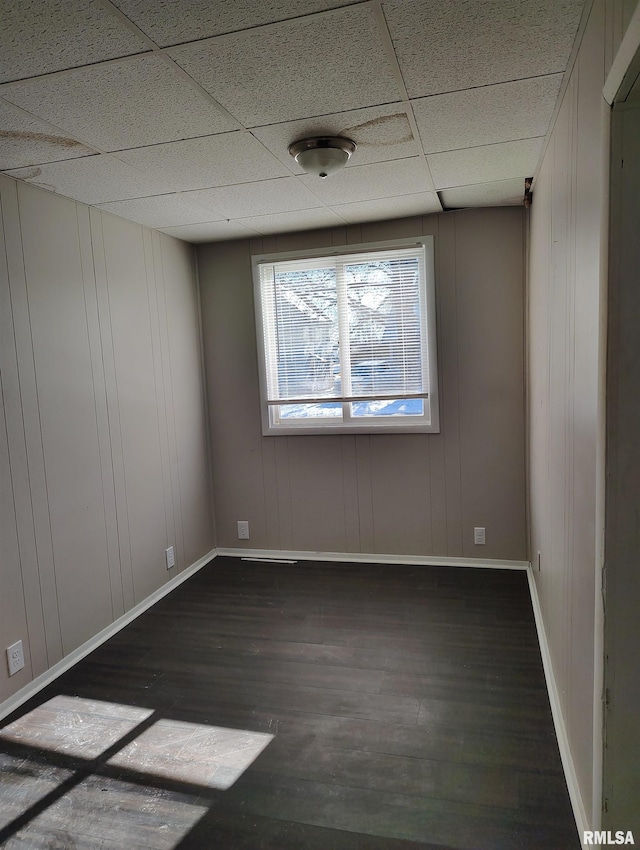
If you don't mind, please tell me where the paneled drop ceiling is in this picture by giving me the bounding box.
[0,0,588,242]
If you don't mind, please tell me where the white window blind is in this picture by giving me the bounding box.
[253,238,439,435]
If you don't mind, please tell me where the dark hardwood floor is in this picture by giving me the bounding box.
[0,557,580,849]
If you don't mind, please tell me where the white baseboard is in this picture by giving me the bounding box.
[0,548,217,723]
[4,546,524,723]
[216,546,530,571]
[1,545,584,850]
[527,566,588,848]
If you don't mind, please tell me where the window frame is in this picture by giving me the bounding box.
[252,236,439,436]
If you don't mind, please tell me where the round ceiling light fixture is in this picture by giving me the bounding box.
[288,136,357,179]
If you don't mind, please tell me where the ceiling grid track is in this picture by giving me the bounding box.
[94,0,246,132]
[0,0,589,239]
[369,0,442,211]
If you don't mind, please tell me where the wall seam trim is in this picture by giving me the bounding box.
[144,229,173,559]
[192,245,217,541]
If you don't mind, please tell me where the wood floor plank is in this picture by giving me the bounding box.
[250,737,521,809]
[175,806,451,850]
[219,770,578,850]
[163,695,564,772]
[0,557,581,849]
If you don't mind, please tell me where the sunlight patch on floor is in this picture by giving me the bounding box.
[108,717,274,790]
[0,695,153,759]
[4,771,208,850]
[0,696,275,847]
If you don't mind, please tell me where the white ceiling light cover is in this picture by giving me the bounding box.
[288,137,357,179]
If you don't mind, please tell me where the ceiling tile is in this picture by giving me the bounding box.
[1,55,238,151]
[0,0,147,83]
[5,155,173,205]
[383,0,585,97]
[412,75,564,154]
[427,138,544,190]
[96,194,225,228]
[0,100,95,169]
[441,179,526,209]
[169,5,401,127]
[159,220,261,243]
[298,157,434,204]
[117,132,290,192]
[252,104,419,173]
[2,0,585,239]
[184,178,323,218]
[330,192,441,224]
[237,208,345,235]
[111,0,358,47]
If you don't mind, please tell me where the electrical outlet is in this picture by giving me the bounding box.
[237,520,250,540]
[473,527,486,545]
[165,546,175,570]
[7,640,24,676]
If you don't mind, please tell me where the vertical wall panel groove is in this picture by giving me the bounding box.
[0,181,35,698]
[144,229,174,567]
[159,233,213,569]
[90,208,135,612]
[261,437,281,551]
[101,214,169,604]
[5,182,63,667]
[0,370,31,691]
[355,435,374,553]
[274,438,293,550]
[0,182,45,655]
[341,435,360,553]
[77,203,123,621]
[152,230,182,570]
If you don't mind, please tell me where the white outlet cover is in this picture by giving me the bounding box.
[473,527,486,545]
[237,521,250,540]
[7,640,25,676]
[165,546,175,569]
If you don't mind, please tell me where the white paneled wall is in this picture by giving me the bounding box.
[0,176,215,705]
[198,208,527,562]
[528,0,638,827]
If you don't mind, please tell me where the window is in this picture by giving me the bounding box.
[252,237,439,435]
